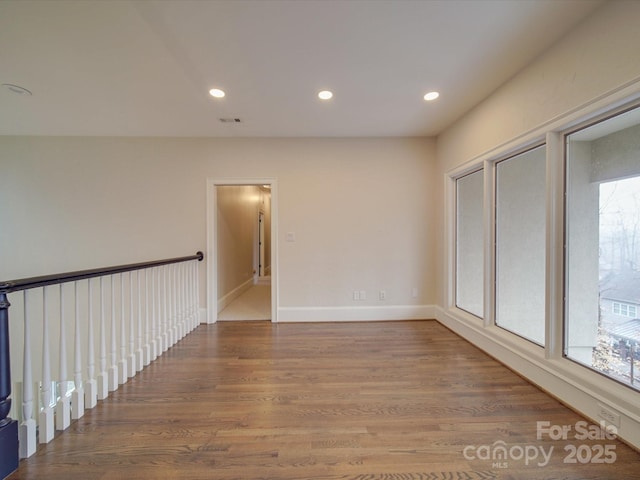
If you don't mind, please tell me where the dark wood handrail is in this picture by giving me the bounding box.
[0,251,204,294]
[0,250,204,477]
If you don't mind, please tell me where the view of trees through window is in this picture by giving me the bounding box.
[593,176,640,387]
[565,107,640,390]
[453,105,640,391]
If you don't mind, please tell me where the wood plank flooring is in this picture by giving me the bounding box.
[9,320,640,479]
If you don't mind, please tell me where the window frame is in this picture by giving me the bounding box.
[561,99,640,391]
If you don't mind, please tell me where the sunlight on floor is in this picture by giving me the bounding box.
[218,283,271,321]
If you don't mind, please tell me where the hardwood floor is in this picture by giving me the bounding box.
[9,320,640,479]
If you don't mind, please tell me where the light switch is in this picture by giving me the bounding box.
[286,232,296,242]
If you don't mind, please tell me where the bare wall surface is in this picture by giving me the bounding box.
[216,185,263,299]
[436,0,640,304]
[0,136,436,311]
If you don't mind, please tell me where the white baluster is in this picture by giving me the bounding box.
[166,265,172,348]
[158,266,169,354]
[186,262,192,331]
[174,264,185,338]
[108,275,118,392]
[19,290,36,458]
[85,278,98,408]
[188,261,193,331]
[164,265,176,347]
[180,263,186,338]
[143,269,151,367]
[181,264,189,337]
[118,273,127,385]
[136,270,144,372]
[56,285,71,430]
[193,260,198,328]
[39,287,54,443]
[183,262,189,334]
[166,265,174,348]
[172,264,178,340]
[97,277,109,400]
[180,263,191,335]
[185,262,192,331]
[194,259,200,329]
[144,268,152,366]
[156,267,163,355]
[151,268,158,361]
[184,262,189,331]
[128,272,136,378]
[177,263,184,340]
[71,282,85,419]
[169,263,183,342]
[162,265,169,352]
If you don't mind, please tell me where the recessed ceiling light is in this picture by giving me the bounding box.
[423,91,439,101]
[209,88,225,98]
[2,83,32,96]
[318,90,333,100]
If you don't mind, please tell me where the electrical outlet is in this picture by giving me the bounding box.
[597,404,621,427]
[412,287,418,298]
[353,291,360,301]
[379,290,386,300]
[360,290,367,300]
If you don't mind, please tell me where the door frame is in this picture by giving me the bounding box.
[206,177,278,323]
[258,210,266,277]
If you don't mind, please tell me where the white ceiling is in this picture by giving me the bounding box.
[0,0,604,138]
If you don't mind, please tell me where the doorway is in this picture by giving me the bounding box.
[259,211,266,277]
[206,178,277,323]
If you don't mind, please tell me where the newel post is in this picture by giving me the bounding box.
[0,290,19,479]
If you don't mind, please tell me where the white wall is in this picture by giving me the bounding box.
[435,0,640,449]
[0,136,436,317]
[2,135,436,423]
[437,1,640,179]
[216,185,262,303]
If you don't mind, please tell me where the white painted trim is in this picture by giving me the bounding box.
[206,177,278,324]
[545,131,565,360]
[277,305,435,323]
[217,277,254,313]
[198,307,207,325]
[435,305,640,450]
[441,78,640,451]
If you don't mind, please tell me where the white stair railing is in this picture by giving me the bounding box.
[1,251,203,473]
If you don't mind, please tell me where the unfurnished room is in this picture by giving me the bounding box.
[1,1,640,479]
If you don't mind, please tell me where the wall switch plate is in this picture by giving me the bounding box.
[353,291,360,301]
[286,232,296,242]
[359,290,366,300]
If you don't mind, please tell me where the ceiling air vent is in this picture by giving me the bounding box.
[219,118,242,123]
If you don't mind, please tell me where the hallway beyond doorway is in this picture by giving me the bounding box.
[217,280,271,321]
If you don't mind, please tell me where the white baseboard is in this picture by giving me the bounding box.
[199,307,208,324]
[217,278,254,313]
[434,305,640,450]
[277,304,435,323]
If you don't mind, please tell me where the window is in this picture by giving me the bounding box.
[455,170,484,317]
[565,105,640,389]
[495,145,546,345]
[613,302,638,318]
